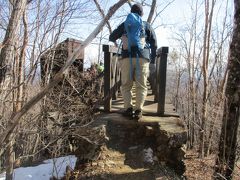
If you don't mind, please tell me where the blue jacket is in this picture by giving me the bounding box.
[109,21,157,64]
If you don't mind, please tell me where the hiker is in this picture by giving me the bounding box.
[109,3,157,120]
[96,61,104,74]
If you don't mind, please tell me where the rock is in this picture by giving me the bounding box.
[169,147,186,161]
[156,133,169,144]
[142,148,154,165]
[157,145,165,152]
[156,146,169,161]
[102,113,187,176]
[168,132,187,148]
[145,126,155,136]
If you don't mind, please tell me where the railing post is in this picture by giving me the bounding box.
[103,45,112,112]
[154,55,159,102]
[157,47,169,116]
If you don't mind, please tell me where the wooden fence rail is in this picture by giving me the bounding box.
[103,45,169,116]
[155,47,169,116]
[103,45,121,112]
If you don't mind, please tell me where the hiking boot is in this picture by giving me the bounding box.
[122,107,133,118]
[134,109,143,120]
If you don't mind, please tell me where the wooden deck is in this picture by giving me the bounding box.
[110,83,178,117]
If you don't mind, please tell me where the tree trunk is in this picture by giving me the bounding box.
[0,0,28,85]
[16,9,28,112]
[206,0,230,156]
[215,0,240,178]
[0,1,28,179]
[147,0,156,24]
[199,0,215,158]
[5,139,15,180]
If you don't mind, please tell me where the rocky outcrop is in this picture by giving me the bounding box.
[102,113,187,175]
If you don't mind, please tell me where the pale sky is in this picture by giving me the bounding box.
[83,0,188,65]
[70,0,233,67]
[83,0,183,65]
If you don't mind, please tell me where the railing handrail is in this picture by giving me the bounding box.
[103,44,121,112]
[155,46,169,116]
[102,44,121,54]
[103,44,169,116]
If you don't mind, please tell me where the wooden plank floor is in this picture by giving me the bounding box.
[111,83,178,117]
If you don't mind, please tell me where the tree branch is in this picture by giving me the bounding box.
[93,0,112,34]
[147,0,156,23]
[0,0,128,149]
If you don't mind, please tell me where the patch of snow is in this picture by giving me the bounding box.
[0,155,77,180]
[0,172,6,180]
[142,148,154,164]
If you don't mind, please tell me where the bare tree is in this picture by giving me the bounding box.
[215,0,240,178]
[205,0,231,156]
[0,1,28,179]
[0,0,128,153]
[199,0,216,158]
[170,0,233,159]
[0,0,104,177]
[0,0,28,84]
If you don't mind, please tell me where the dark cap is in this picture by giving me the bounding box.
[131,3,143,16]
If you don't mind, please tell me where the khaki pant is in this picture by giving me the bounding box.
[119,57,149,110]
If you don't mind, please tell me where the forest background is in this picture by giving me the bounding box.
[0,0,239,179]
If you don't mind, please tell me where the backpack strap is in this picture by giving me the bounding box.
[126,29,133,80]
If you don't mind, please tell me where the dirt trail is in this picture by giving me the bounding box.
[74,114,182,180]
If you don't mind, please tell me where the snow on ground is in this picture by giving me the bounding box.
[0,155,77,180]
[143,148,154,164]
